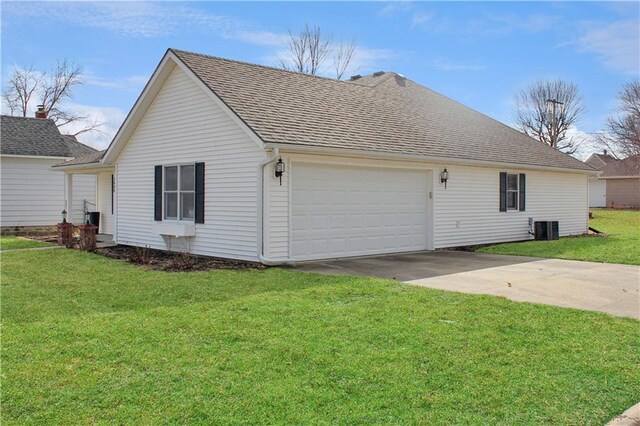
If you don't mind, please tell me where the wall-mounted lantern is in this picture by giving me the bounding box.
[275,158,285,185]
[440,168,449,189]
[61,209,68,223]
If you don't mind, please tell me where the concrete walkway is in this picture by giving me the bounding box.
[296,251,640,319]
[607,402,640,425]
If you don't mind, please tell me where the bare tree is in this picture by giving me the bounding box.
[2,59,102,136]
[513,79,585,154]
[598,81,640,157]
[333,38,357,80]
[2,66,41,117]
[279,24,357,79]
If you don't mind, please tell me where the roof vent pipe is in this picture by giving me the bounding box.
[35,105,47,119]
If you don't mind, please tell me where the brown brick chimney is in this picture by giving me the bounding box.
[35,105,47,119]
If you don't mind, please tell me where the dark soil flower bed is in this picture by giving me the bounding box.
[96,245,266,272]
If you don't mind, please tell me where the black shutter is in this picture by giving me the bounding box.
[519,173,526,211]
[499,172,507,212]
[154,166,162,221]
[195,162,205,224]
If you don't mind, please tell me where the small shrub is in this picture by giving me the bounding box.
[130,246,152,264]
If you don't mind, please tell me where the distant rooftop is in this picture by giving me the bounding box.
[1,115,97,158]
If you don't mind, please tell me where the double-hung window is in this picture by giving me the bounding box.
[499,172,526,212]
[164,164,195,221]
[506,173,519,210]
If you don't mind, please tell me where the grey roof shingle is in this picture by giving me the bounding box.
[53,150,105,167]
[585,152,617,170]
[599,155,640,177]
[172,49,592,171]
[1,115,97,158]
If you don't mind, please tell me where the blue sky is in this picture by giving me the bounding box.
[2,1,639,158]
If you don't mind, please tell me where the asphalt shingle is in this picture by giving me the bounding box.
[172,49,593,171]
[1,115,96,158]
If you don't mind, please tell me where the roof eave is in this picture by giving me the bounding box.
[265,142,597,175]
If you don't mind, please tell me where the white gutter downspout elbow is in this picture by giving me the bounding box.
[257,148,296,266]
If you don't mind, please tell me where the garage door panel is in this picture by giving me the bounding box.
[291,163,429,261]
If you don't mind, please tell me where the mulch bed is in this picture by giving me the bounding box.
[96,245,266,272]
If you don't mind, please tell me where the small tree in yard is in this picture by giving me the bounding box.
[598,81,640,158]
[513,79,585,154]
[2,59,101,136]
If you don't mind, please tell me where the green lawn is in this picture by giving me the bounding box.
[478,209,640,265]
[0,235,54,251]
[2,250,639,424]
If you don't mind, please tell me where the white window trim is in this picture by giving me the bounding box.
[163,163,196,223]
[506,173,519,211]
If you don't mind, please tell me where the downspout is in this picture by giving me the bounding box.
[257,148,296,266]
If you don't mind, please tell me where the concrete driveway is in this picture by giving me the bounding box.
[295,251,640,319]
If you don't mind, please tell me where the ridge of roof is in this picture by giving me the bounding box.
[170,48,360,86]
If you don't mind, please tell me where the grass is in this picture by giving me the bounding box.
[478,209,640,265]
[0,235,53,251]
[2,249,639,424]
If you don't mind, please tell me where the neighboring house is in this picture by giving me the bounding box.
[599,155,640,208]
[1,115,97,233]
[585,151,616,207]
[54,49,595,263]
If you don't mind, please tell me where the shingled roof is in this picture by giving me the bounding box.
[585,152,617,170]
[172,49,592,171]
[599,155,640,178]
[1,115,97,158]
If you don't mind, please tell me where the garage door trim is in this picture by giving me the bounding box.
[290,159,435,261]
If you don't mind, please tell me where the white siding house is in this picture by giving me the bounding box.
[54,49,595,262]
[1,116,97,232]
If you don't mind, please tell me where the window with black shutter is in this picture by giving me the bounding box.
[154,163,204,223]
[500,172,526,212]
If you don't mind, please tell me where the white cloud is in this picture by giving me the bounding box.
[83,73,149,92]
[3,2,243,38]
[574,20,640,75]
[377,1,414,17]
[410,11,435,29]
[565,126,602,161]
[229,30,289,47]
[57,103,127,150]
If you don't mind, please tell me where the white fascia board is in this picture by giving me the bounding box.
[169,51,265,150]
[265,143,598,175]
[50,163,114,173]
[599,175,640,179]
[102,52,178,165]
[1,154,72,160]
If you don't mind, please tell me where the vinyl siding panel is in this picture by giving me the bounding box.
[265,158,290,259]
[96,172,114,234]
[114,66,265,260]
[273,153,588,259]
[432,165,588,247]
[606,178,640,208]
[1,156,95,227]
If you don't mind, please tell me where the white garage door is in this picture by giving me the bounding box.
[291,163,429,261]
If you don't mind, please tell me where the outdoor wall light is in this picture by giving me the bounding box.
[61,209,68,223]
[275,158,285,185]
[440,168,449,189]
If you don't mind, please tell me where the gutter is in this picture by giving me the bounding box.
[257,148,296,266]
[264,143,599,176]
